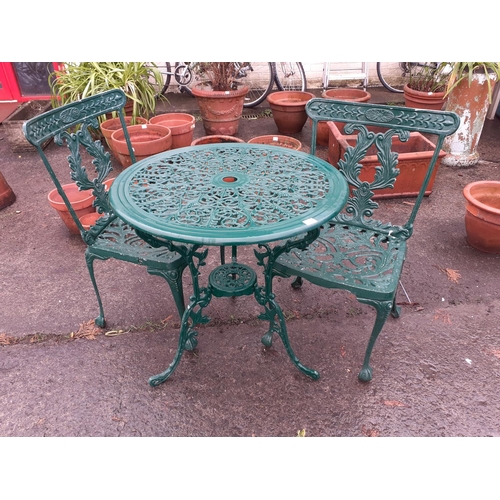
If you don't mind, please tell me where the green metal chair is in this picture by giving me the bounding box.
[23,89,187,327]
[273,98,460,381]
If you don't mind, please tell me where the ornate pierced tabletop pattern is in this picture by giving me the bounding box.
[110,144,348,245]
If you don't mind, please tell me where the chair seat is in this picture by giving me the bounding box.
[274,222,407,301]
[89,218,185,268]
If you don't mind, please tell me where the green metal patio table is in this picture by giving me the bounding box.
[109,143,349,386]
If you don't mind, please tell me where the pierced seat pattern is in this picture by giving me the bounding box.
[273,99,460,381]
[23,89,187,327]
[279,223,406,298]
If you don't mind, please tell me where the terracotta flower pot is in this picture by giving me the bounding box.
[443,72,498,167]
[403,84,446,111]
[191,84,249,136]
[77,178,114,231]
[48,183,96,235]
[111,124,172,168]
[314,88,371,145]
[149,113,196,149]
[327,121,445,199]
[248,135,302,150]
[463,181,500,253]
[191,135,245,146]
[266,91,315,134]
[79,212,103,231]
[0,171,16,210]
[100,116,148,160]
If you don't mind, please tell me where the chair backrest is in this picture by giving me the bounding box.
[23,89,136,243]
[306,98,460,240]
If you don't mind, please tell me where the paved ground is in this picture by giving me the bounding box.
[1,87,500,438]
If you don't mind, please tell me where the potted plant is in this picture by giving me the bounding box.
[49,62,164,124]
[403,62,450,110]
[190,63,249,136]
[50,62,168,164]
[441,62,500,167]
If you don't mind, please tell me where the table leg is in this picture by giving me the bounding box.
[134,230,213,387]
[253,229,321,380]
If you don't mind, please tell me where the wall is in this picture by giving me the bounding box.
[302,62,403,89]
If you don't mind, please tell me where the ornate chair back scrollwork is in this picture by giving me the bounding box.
[23,89,187,327]
[274,99,460,381]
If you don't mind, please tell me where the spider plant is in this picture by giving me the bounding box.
[49,62,165,122]
[407,63,450,93]
[444,62,500,102]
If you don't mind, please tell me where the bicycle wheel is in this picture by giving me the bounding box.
[274,62,306,91]
[178,63,204,97]
[239,62,275,108]
[154,62,172,97]
[376,62,414,93]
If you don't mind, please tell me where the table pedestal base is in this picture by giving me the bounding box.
[138,229,321,387]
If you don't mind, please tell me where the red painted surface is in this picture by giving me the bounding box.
[0,62,61,102]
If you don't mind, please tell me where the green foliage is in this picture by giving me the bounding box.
[407,63,450,93]
[195,62,250,91]
[444,62,500,102]
[49,62,165,121]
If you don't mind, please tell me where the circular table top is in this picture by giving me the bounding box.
[109,143,348,246]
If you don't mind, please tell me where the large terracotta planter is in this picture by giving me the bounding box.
[314,88,371,146]
[403,84,446,110]
[48,183,95,235]
[149,113,196,149]
[248,135,302,150]
[111,124,172,168]
[191,84,249,136]
[442,72,498,167]
[463,181,500,253]
[191,135,245,146]
[0,171,16,210]
[266,91,315,134]
[100,116,148,160]
[327,121,445,199]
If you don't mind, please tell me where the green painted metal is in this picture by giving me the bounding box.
[109,144,348,245]
[23,89,187,327]
[274,99,460,382]
[109,145,349,385]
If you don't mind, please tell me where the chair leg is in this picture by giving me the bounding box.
[356,298,393,382]
[147,265,187,319]
[291,276,303,289]
[85,251,109,328]
[391,295,401,318]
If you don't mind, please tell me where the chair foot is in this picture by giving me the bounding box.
[391,298,401,318]
[391,305,401,318]
[358,366,373,382]
[95,315,106,328]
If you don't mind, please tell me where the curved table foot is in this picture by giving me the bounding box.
[148,301,205,386]
[260,296,319,380]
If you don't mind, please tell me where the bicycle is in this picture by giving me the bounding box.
[154,62,306,108]
[274,62,307,92]
[376,62,440,93]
